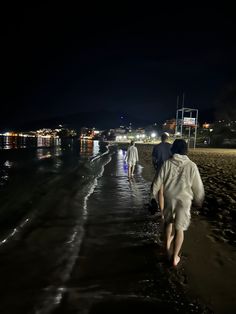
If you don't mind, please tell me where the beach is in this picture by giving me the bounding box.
[137,144,236,313]
[0,142,236,313]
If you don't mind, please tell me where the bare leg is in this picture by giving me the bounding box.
[158,185,164,218]
[128,165,131,178]
[173,229,184,266]
[131,165,135,177]
[165,223,174,259]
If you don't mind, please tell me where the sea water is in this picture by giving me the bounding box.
[0,137,111,241]
[0,137,113,313]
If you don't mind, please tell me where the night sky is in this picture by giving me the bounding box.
[1,4,236,129]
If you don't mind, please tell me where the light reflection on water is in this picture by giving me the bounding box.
[0,160,13,185]
[36,143,62,161]
[118,149,128,174]
[93,140,100,156]
[80,139,93,156]
[0,138,106,188]
[0,136,61,150]
[4,160,13,168]
[36,149,52,160]
[0,137,102,159]
[37,136,61,148]
[80,140,100,158]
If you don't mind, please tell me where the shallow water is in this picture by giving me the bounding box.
[0,139,111,313]
[0,139,107,234]
[53,148,210,314]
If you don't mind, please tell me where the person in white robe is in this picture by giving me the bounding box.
[125,141,139,178]
[152,139,204,266]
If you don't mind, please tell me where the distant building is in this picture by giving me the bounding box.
[114,127,126,134]
[80,127,94,139]
[36,128,59,138]
[202,122,214,129]
[163,118,176,134]
[114,127,146,142]
[80,127,102,140]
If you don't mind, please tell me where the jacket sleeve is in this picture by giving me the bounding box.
[192,165,205,206]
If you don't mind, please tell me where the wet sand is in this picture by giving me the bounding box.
[137,144,236,313]
[55,148,210,314]
[1,144,235,313]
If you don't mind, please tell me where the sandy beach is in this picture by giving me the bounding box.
[136,144,236,313]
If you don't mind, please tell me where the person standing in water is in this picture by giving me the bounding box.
[152,132,172,173]
[151,133,172,216]
[152,139,204,266]
[126,140,139,179]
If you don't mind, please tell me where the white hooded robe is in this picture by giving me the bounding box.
[152,154,204,230]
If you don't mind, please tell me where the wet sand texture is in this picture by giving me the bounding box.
[0,145,235,313]
[54,149,209,314]
[137,144,236,314]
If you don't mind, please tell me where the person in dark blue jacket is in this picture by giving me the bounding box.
[152,132,172,174]
[150,133,172,216]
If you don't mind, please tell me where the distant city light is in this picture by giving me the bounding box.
[203,123,210,129]
[151,132,156,138]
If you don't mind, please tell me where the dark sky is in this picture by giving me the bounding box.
[1,4,236,129]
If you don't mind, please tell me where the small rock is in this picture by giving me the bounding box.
[217,214,223,220]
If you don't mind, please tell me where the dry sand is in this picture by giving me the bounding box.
[136,144,236,314]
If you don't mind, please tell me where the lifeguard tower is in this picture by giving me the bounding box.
[175,107,198,149]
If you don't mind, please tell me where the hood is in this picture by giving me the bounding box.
[170,154,190,167]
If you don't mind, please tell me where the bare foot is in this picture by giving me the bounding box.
[173,255,180,267]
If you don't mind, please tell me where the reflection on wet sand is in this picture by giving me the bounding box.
[55,147,209,314]
[1,143,231,313]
